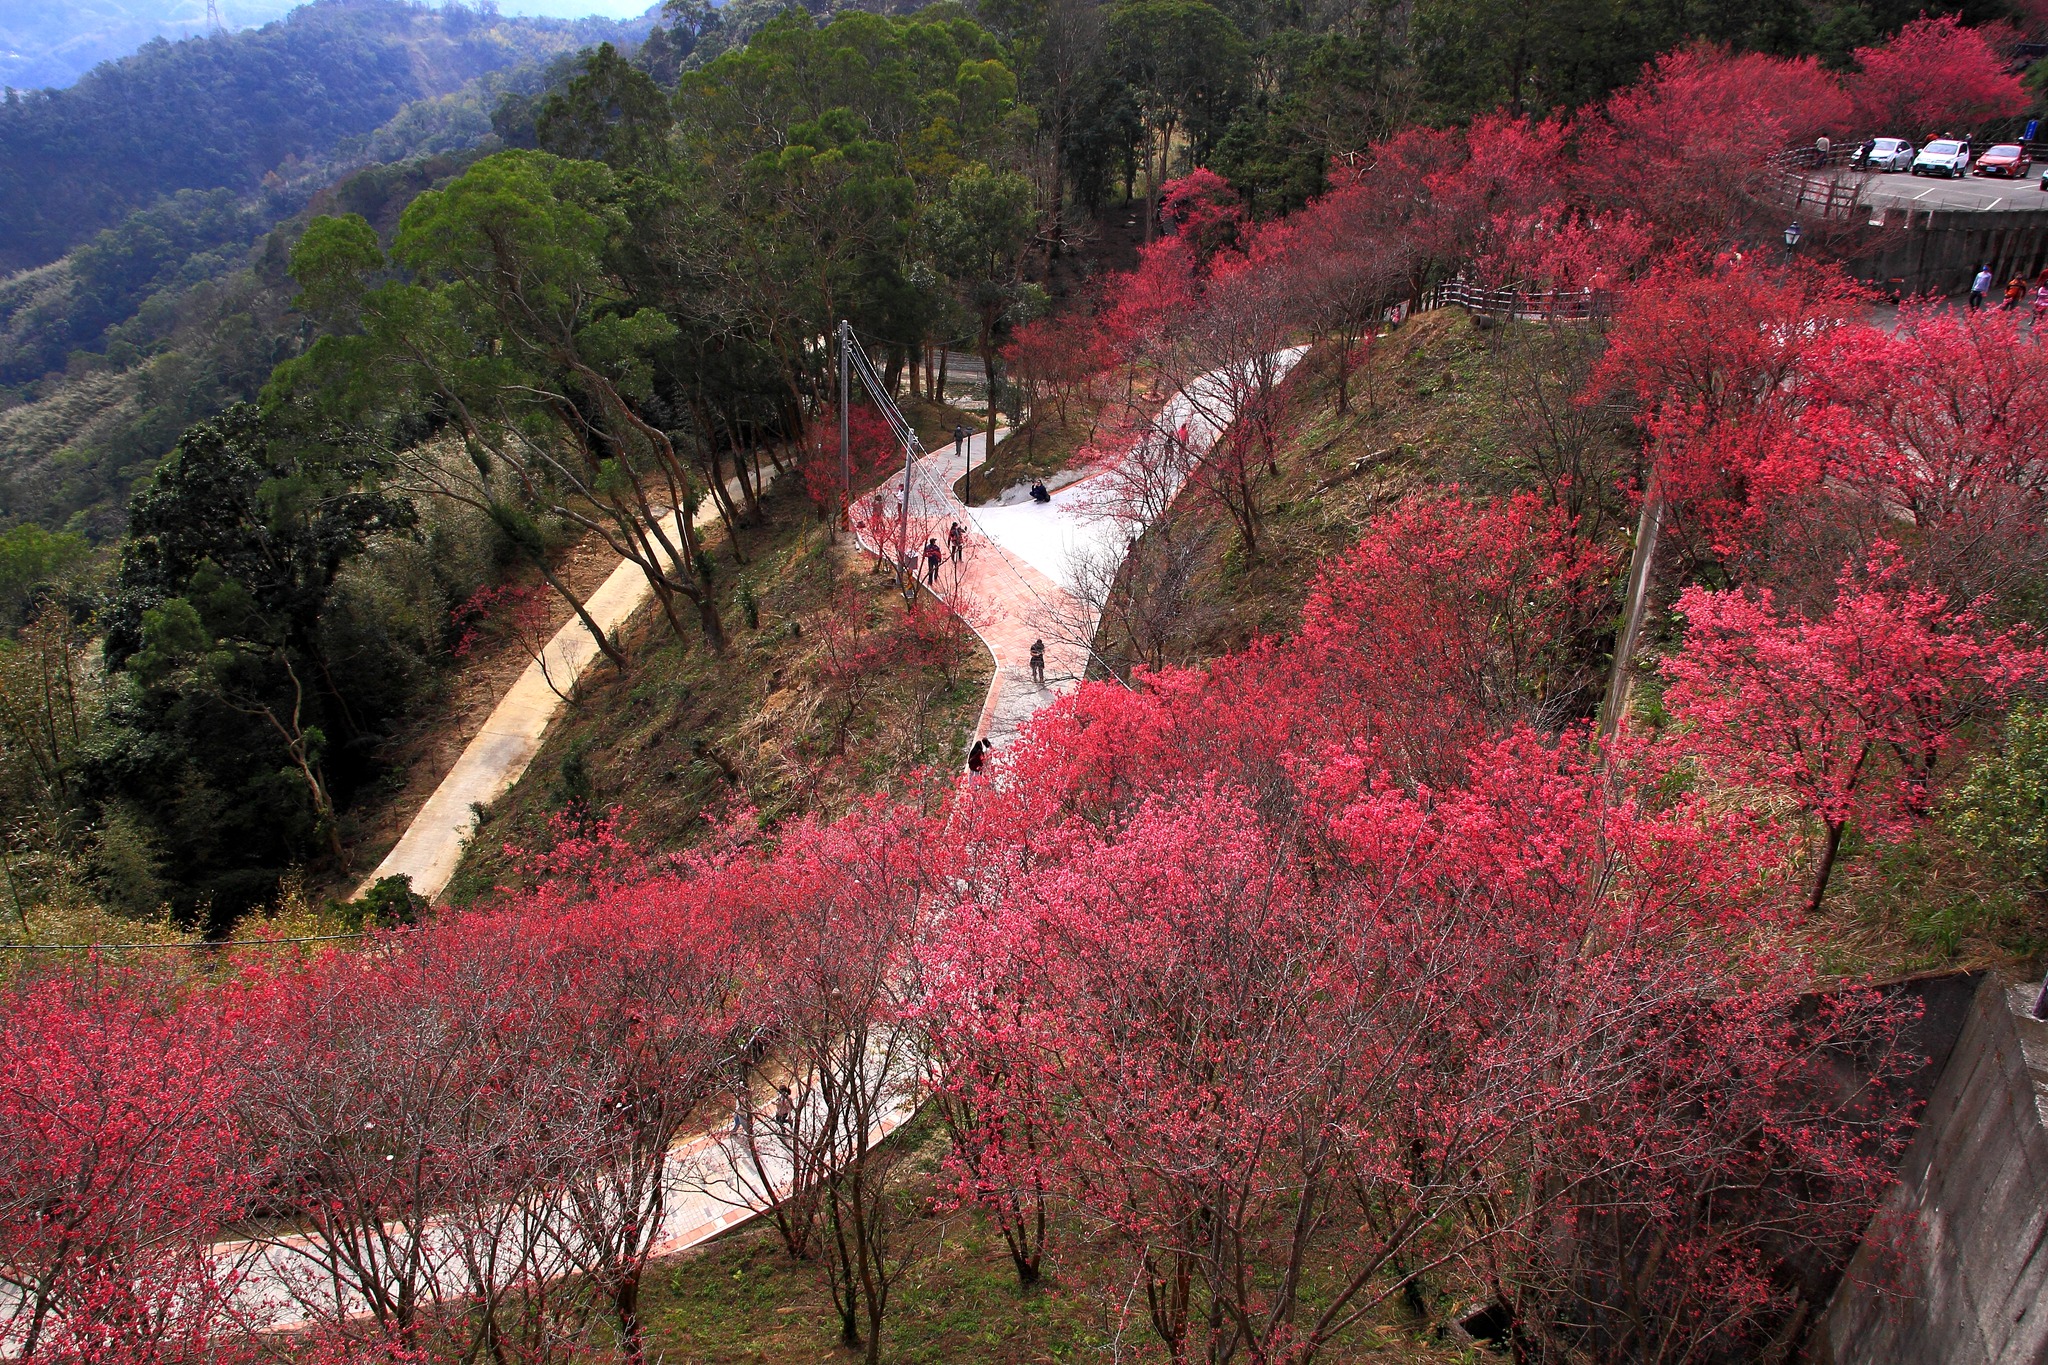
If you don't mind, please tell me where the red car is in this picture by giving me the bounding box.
[1974,144,2034,178]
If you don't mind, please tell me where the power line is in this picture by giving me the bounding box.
[837,321,1137,691]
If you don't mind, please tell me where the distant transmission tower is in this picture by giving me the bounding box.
[206,0,226,34]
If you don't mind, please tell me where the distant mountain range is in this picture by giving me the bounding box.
[1,0,660,92]
[0,0,653,273]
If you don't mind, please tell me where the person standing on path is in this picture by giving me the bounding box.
[948,520,965,565]
[923,537,943,585]
[1970,264,1992,308]
[968,738,989,781]
[954,424,967,458]
[1029,638,1046,686]
[2034,282,2048,326]
[773,1086,793,1136]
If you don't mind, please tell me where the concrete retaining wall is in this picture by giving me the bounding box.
[1850,207,2048,297]
[1810,976,2048,1365]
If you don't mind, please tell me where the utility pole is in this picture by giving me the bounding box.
[835,321,929,598]
[838,319,851,534]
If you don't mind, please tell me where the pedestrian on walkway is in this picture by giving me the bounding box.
[968,737,989,780]
[1029,638,1045,685]
[2033,282,2048,326]
[948,520,965,564]
[773,1086,793,1135]
[923,537,943,585]
[2005,277,2027,310]
[731,1096,754,1139]
[954,424,967,457]
[1970,264,1992,308]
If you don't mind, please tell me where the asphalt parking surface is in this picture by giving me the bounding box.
[1849,168,2048,213]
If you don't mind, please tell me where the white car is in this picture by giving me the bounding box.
[1912,140,1972,178]
[1862,137,1915,171]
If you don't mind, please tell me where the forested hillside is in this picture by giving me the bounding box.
[2,0,2048,1357]
[0,0,301,93]
[0,0,648,274]
[0,5,658,538]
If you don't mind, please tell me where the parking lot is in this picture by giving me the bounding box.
[1828,167,2048,213]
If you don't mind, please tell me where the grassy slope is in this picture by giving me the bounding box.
[1096,310,1638,669]
[443,410,992,904]
[637,1124,1471,1365]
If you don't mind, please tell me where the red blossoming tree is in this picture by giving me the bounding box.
[1805,302,2048,604]
[0,971,253,1365]
[1846,15,2028,139]
[1662,543,2039,911]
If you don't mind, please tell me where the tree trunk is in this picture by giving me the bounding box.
[981,337,1001,461]
[1806,818,1847,915]
[701,446,747,556]
[694,585,728,654]
[1335,330,1352,415]
[614,1271,645,1365]
[535,560,627,673]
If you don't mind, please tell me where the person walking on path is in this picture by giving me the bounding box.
[923,537,943,585]
[1029,638,1046,686]
[2005,277,2027,310]
[1970,264,1993,308]
[2034,282,2048,326]
[773,1085,794,1136]
[968,737,989,781]
[948,520,965,565]
[954,424,967,458]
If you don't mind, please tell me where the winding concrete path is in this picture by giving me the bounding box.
[356,489,769,903]
[363,352,1305,906]
[79,358,1310,1347]
[861,348,1309,752]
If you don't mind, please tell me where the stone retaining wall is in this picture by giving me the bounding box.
[1811,974,2048,1365]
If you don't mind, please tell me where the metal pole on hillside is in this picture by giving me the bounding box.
[838,320,851,533]
[1600,478,1665,746]
[895,394,916,600]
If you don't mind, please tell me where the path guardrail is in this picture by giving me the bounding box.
[1416,279,1615,321]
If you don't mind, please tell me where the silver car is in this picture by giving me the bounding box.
[1861,137,1915,171]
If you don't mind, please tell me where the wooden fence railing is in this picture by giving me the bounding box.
[1415,279,1616,321]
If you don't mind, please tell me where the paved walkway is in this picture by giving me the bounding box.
[356,485,769,903]
[235,356,1305,1335]
[365,353,1305,906]
[860,348,1309,751]
[214,1079,918,1334]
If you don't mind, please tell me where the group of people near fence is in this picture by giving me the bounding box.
[1968,263,2048,319]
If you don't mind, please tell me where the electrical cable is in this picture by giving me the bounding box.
[841,322,1143,691]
